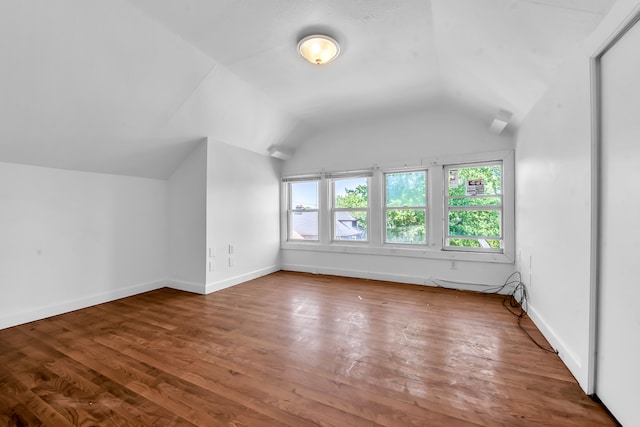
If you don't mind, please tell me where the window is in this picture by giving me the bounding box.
[281,151,514,263]
[384,170,427,244]
[445,162,503,252]
[286,178,320,241]
[332,176,368,241]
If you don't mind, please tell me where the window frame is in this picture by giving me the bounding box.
[280,150,514,264]
[330,174,371,243]
[284,176,321,243]
[444,161,504,253]
[383,169,428,246]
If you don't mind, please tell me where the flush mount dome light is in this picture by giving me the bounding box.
[297,34,340,65]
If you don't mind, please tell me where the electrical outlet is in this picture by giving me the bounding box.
[229,256,234,267]
[228,244,234,254]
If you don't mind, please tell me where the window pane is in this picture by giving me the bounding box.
[334,211,367,241]
[290,211,318,241]
[386,171,426,207]
[448,210,501,238]
[334,178,368,208]
[290,181,318,210]
[448,164,502,197]
[386,209,426,244]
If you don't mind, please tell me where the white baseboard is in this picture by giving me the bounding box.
[527,304,587,391]
[0,279,165,330]
[205,265,281,294]
[283,263,423,284]
[166,279,207,295]
[0,267,282,330]
[281,263,495,292]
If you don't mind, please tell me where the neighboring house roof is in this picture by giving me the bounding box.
[335,219,362,238]
[335,212,357,222]
[292,211,363,239]
[291,212,318,238]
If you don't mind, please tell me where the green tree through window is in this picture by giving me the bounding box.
[385,171,427,244]
[447,163,502,249]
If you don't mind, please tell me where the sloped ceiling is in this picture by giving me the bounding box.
[0,0,615,178]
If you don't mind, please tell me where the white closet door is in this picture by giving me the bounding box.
[598,18,640,427]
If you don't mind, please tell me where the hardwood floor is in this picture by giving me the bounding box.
[0,271,616,426]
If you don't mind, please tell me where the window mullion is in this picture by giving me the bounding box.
[369,170,383,246]
[430,165,444,250]
[319,176,330,245]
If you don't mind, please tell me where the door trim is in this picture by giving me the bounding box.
[588,5,640,396]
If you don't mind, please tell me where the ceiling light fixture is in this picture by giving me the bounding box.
[297,34,340,65]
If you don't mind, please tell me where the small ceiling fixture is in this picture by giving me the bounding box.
[267,145,294,161]
[297,34,340,65]
[489,109,513,135]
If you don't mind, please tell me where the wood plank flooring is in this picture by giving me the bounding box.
[0,271,617,426]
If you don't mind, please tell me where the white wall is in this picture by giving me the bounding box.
[282,104,516,289]
[205,141,282,292]
[515,0,640,393]
[515,54,592,387]
[0,162,168,329]
[167,138,282,295]
[0,137,281,329]
[283,104,515,175]
[167,140,208,293]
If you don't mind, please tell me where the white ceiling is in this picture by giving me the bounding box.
[0,0,615,178]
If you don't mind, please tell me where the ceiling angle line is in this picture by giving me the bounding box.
[520,0,604,16]
[160,62,218,128]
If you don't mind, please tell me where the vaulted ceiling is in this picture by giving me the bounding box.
[0,0,616,178]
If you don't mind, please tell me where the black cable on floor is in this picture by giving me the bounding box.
[488,272,558,354]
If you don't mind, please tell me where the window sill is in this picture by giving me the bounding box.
[281,241,515,264]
